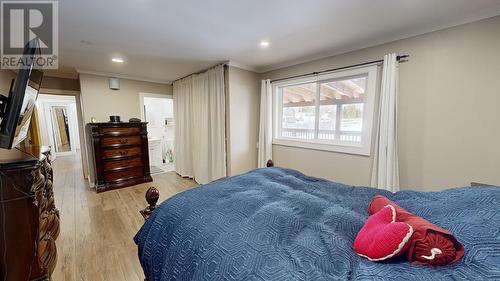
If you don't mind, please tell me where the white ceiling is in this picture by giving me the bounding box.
[54,0,500,83]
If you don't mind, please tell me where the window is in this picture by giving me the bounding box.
[273,65,377,155]
[281,82,316,140]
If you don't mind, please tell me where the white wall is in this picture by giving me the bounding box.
[226,66,261,176]
[79,74,172,123]
[261,16,500,191]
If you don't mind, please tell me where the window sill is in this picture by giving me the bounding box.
[272,138,371,156]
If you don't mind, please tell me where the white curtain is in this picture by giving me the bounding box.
[371,53,400,192]
[257,79,273,168]
[173,65,226,184]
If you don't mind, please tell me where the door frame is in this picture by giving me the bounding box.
[139,92,175,169]
[139,92,173,121]
[38,89,90,178]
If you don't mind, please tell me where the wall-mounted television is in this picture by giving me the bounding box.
[0,39,44,149]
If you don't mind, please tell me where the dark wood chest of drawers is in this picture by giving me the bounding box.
[87,122,152,192]
[0,146,59,281]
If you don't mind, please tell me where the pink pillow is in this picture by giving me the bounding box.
[354,205,414,261]
[368,195,464,265]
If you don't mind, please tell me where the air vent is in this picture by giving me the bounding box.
[109,78,120,90]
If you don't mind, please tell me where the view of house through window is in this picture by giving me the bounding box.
[280,76,367,142]
[274,65,377,155]
[281,82,317,140]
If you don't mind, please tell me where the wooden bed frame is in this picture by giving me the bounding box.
[138,160,274,280]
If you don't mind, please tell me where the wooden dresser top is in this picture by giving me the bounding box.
[0,146,50,169]
[87,122,148,127]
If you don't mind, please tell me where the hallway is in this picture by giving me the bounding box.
[51,154,196,281]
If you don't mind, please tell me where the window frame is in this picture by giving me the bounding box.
[272,65,378,156]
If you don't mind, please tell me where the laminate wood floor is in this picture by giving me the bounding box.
[51,154,197,281]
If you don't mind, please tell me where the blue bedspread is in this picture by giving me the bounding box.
[134,167,500,280]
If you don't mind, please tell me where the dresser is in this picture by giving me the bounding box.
[87,122,152,192]
[0,146,59,281]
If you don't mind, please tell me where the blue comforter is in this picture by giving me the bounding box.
[134,167,500,280]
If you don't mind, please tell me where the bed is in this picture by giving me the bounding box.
[134,166,500,280]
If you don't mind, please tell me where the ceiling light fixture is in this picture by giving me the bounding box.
[79,39,93,45]
[260,40,270,48]
[112,58,124,63]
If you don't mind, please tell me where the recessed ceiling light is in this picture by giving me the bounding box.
[112,58,124,63]
[260,40,270,48]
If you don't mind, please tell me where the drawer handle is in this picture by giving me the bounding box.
[119,151,128,156]
[119,139,129,144]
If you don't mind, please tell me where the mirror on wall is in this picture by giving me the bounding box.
[51,106,71,152]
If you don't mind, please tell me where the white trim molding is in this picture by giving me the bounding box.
[76,69,172,84]
[39,88,80,95]
[226,60,260,73]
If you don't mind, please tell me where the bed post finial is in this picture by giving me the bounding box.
[266,160,274,167]
[140,187,160,219]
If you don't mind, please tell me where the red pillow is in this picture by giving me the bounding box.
[369,196,464,265]
[354,205,414,261]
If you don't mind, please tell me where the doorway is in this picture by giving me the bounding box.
[36,94,80,157]
[139,93,175,174]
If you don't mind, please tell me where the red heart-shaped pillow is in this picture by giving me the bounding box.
[354,205,413,261]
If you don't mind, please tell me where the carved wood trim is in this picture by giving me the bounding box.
[140,187,160,220]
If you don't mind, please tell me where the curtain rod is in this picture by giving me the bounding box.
[172,63,227,84]
[270,55,409,84]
